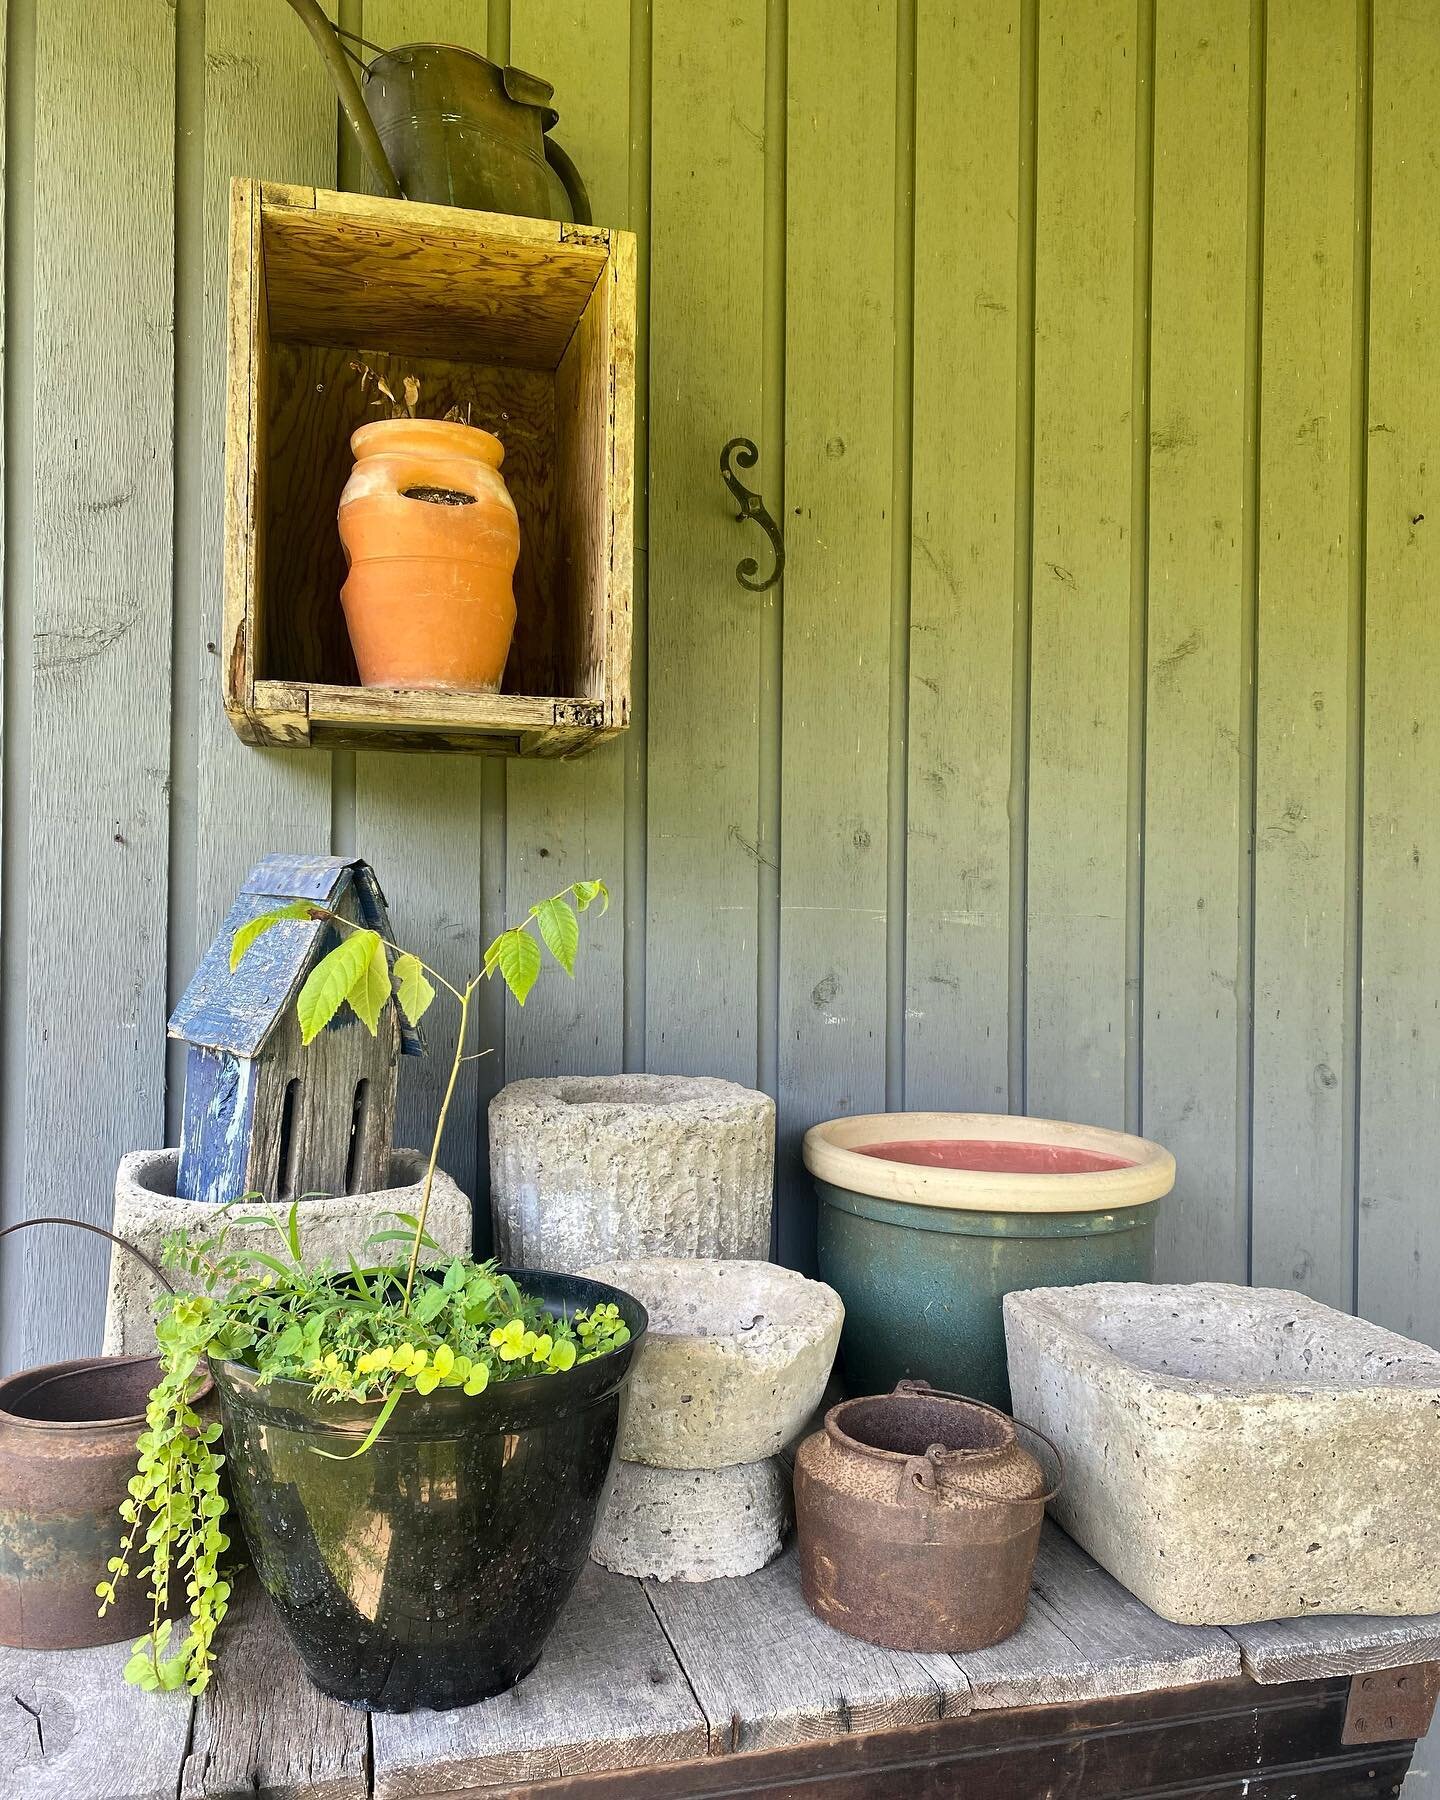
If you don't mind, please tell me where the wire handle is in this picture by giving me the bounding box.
[0,1216,175,1295]
[890,1379,1065,1508]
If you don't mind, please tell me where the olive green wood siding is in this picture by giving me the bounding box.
[2,0,1439,1382]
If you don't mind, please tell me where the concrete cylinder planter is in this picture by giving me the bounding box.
[489,1075,775,1271]
[591,1457,792,1582]
[103,1147,473,1355]
[579,1257,843,1468]
[803,1112,1175,1409]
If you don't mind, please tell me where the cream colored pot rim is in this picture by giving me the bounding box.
[802,1112,1176,1215]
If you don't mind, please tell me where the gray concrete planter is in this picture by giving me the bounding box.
[1005,1280,1440,1625]
[489,1075,775,1271]
[580,1257,842,1468]
[591,1457,792,1582]
[103,1148,473,1355]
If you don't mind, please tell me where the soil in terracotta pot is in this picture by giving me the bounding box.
[856,1138,1134,1175]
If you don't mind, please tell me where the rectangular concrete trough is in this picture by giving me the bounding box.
[1004,1282,1440,1626]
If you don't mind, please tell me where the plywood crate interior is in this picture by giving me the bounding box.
[223,180,635,757]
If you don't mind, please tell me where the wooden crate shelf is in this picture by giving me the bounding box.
[222,180,635,758]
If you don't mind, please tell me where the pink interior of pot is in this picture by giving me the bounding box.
[856,1137,1134,1174]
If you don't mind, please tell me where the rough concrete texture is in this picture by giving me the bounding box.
[581,1258,843,1468]
[489,1075,775,1271]
[1005,1281,1440,1625]
[591,1455,792,1581]
[104,1148,473,1354]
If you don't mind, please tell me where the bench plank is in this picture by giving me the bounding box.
[371,1561,706,1798]
[1025,1523,1241,1691]
[0,1640,192,1800]
[644,1544,971,1755]
[1230,1609,1440,1683]
[181,1581,367,1799]
[953,1586,1122,1711]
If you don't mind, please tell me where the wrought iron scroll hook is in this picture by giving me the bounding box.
[720,437,784,593]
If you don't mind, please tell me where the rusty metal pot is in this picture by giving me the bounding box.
[794,1379,1063,1653]
[0,1217,201,1651]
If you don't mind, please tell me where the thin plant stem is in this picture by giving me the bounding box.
[401,977,476,1312]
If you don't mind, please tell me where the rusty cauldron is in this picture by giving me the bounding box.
[0,1217,204,1651]
[794,1379,1063,1653]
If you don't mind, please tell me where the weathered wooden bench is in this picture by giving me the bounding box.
[4,1524,1437,1799]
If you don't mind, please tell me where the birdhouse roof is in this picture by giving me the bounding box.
[167,854,424,1058]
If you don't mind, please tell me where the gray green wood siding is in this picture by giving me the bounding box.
[1,0,1437,1377]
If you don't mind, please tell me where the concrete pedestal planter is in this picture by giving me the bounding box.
[578,1258,843,1467]
[591,1457,792,1582]
[489,1075,774,1271]
[1005,1281,1440,1625]
[579,1257,841,1580]
[803,1112,1174,1409]
[104,1147,472,1355]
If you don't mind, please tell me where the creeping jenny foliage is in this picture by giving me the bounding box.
[98,881,622,1695]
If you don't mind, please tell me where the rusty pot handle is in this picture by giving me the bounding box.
[0,1216,175,1295]
[890,1378,1066,1506]
[897,1442,949,1505]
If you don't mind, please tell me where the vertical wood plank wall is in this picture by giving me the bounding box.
[1,0,1437,1372]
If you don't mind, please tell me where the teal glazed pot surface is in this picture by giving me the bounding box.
[815,1182,1156,1410]
[804,1112,1175,1411]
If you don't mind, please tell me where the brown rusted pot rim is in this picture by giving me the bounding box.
[0,1354,210,1435]
[823,1388,1017,1466]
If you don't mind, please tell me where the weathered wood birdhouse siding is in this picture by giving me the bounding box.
[168,855,417,1209]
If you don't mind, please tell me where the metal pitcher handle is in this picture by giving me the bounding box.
[282,0,404,199]
[891,1379,1066,1506]
[0,1216,175,1296]
[544,135,592,226]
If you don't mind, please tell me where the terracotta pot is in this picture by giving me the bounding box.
[794,1380,1060,1652]
[337,418,520,691]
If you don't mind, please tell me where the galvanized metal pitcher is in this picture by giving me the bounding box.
[284,0,591,224]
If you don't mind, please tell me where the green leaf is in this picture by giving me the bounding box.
[531,896,579,976]
[295,930,380,1045]
[229,901,315,971]
[348,933,391,1036]
[392,952,436,1026]
[491,927,542,1005]
[284,1200,302,1266]
[311,1384,404,1461]
[571,879,609,915]
[234,1248,303,1283]
[413,1284,448,1324]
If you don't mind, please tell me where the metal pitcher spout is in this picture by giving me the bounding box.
[283,0,404,198]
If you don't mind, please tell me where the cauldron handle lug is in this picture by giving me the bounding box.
[897,1442,947,1505]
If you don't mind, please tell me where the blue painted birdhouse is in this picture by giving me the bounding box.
[168,854,422,1207]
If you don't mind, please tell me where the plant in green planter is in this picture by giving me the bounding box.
[98,879,646,1712]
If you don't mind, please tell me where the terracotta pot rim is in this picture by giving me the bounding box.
[823,1390,1017,1464]
[349,417,505,466]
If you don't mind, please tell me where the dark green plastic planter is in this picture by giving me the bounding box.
[805,1114,1174,1410]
